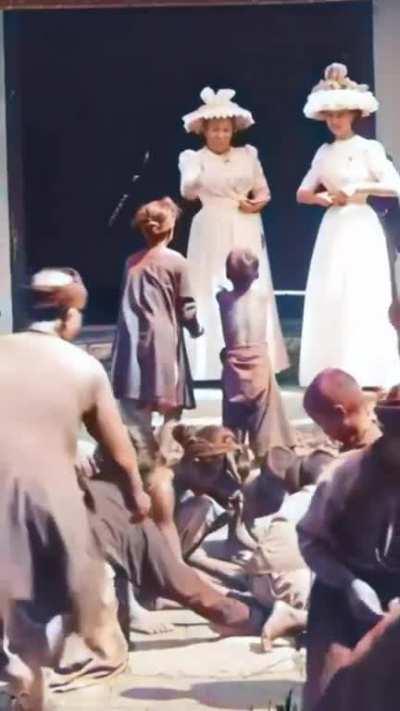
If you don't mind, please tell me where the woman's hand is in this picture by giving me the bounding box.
[239,198,267,214]
[330,190,349,207]
[313,192,334,208]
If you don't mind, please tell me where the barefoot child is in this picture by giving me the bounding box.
[216,248,295,461]
[111,197,203,428]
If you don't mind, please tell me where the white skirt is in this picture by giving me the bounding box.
[299,203,400,388]
[186,202,289,380]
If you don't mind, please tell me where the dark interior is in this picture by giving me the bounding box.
[6,1,373,323]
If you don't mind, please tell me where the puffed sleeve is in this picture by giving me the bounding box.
[298,144,327,192]
[342,140,400,199]
[245,145,271,202]
[178,149,203,200]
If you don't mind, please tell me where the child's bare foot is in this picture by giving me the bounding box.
[261,601,307,652]
[130,612,175,635]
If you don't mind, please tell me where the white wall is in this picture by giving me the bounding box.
[373,0,400,165]
[0,12,12,333]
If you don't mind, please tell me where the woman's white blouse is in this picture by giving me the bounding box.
[179,144,271,204]
[299,135,400,198]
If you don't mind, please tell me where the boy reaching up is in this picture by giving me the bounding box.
[217,248,295,461]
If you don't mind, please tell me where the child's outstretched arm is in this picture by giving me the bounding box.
[177,260,204,338]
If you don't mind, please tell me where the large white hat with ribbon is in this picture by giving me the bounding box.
[303,63,379,121]
[182,87,254,134]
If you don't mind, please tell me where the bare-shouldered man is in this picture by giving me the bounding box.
[0,268,150,709]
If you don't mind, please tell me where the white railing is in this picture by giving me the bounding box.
[275,290,305,296]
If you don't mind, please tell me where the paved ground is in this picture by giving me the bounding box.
[4,609,303,711]
[68,386,308,710]
[1,383,309,710]
[0,612,305,710]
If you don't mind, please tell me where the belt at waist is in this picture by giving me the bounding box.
[199,196,241,211]
[328,195,368,208]
[225,343,268,359]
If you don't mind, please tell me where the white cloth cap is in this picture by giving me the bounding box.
[182,87,254,134]
[303,63,379,121]
[31,269,73,289]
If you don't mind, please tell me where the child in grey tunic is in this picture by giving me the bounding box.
[111,197,203,426]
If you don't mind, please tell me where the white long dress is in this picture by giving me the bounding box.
[179,144,289,380]
[299,134,400,388]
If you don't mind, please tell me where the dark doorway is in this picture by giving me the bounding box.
[6,1,373,323]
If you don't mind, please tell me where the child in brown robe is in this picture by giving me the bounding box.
[111,197,203,427]
[216,248,295,461]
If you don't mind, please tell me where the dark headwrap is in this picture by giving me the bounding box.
[173,425,250,491]
[173,425,240,460]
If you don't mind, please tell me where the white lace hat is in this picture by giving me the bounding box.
[182,87,254,134]
[303,63,379,121]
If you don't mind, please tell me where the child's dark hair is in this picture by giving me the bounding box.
[133,197,181,241]
[226,248,259,284]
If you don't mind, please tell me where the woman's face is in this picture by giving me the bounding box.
[324,110,357,139]
[204,118,234,154]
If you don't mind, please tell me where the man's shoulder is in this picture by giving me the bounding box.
[50,338,106,382]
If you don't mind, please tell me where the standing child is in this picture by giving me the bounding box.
[217,248,295,461]
[111,197,203,427]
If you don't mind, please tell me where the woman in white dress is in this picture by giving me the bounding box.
[179,87,289,381]
[298,63,400,388]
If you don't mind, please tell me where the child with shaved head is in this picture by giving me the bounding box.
[216,248,295,461]
[303,368,381,452]
[298,370,387,709]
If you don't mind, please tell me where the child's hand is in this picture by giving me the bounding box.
[192,325,205,338]
[227,490,244,516]
[389,299,400,329]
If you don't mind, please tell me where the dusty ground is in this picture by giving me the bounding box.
[0,386,308,710]
[67,387,307,710]
[0,609,304,710]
